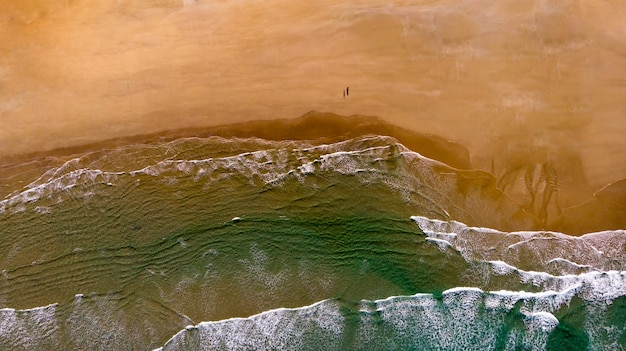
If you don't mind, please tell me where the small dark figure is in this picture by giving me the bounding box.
[343,89,345,98]
[346,86,349,96]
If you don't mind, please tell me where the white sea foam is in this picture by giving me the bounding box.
[425,237,452,251]
[486,260,626,302]
[359,285,609,350]
[411,215,626,274]
[33,206,51,214]
[0,166,124,214]
[522,311,559,332]
[155,299,344,351]
[546,257,593,270]
[0,303,59,350]
[156,275,626,350]
[297,161,315,175]
[443,286,484,294]
[3,135,442,215]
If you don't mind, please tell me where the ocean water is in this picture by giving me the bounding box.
[0,134,624,350]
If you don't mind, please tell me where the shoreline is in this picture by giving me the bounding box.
[0,111,471,170]
[0,111,472,201]
[1,111,624,235]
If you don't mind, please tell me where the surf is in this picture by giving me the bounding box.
[0,116,625,349]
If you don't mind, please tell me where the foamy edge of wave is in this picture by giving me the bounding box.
[153,299,343,351]
[0,303,59,347]
[156,277,626,351]
[411,215,626,273]
[1,135,445,215]
[411,215,626,242]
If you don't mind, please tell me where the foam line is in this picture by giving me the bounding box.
[411,215,626,273]
[2,135,446,215]
[156,280,626,350]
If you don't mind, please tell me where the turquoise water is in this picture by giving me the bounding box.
[0,135,624,350]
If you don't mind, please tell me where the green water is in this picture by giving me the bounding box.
[0,136,625,350]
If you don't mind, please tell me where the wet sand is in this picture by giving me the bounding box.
[1,0,626,230]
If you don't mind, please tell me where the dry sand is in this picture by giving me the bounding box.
[1,0,626,194]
